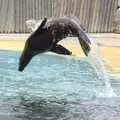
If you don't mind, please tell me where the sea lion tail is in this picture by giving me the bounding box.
[79,39,91,56]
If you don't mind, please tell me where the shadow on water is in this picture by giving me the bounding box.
[12,95,68,120]
[1,94,120,120]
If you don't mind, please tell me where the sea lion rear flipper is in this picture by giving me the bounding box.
[79,39,90,56]
[51,44,72,55]
[77,28,91,56]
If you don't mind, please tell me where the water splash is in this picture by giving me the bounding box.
[25,17,116,97]
[87,34,116,97]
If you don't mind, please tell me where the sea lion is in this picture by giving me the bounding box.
[18,17,91,71]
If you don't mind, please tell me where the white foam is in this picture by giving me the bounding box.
[87,34,116,97]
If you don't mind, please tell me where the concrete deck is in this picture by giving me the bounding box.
[0,33,120,47]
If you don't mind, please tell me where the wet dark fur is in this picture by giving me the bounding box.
[19,17,91,71]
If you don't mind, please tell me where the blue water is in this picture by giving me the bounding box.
[0,51,120,120]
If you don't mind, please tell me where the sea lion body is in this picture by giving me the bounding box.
[19,17,91,71]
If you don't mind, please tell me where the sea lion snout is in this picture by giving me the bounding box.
[18,48,34,72]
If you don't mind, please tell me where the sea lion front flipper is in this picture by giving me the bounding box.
[51,44,72,55]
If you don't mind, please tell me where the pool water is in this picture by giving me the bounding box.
[0,51,120,120]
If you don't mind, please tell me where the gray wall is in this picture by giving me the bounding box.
[0,0,118,33]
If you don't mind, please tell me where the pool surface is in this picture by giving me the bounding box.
[0,51,120,120]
